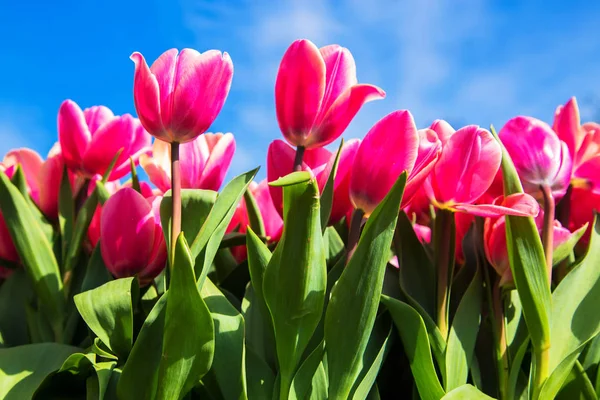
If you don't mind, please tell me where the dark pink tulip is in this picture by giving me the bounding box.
[275,39,385,149]
[499,116,572,200]
[568,187,600,250]
[553,97,600,190]
[350,110,441,217]
[58,100,152,181]
[87,177,123,250]
[485,209,574,287]
[141,133,235,193]
[100,188,166,286]
[267,139,359,224]
[430,119,455,145]
[131,49,233,144]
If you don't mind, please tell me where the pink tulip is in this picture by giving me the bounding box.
[141,133,235,193]
[58,100,151,181]
[430,119,456,145]
[499,116,572,200]
[87,177,125,250]
[350,110,441,217]
[568,187,600,250]
[275,39,385,149]
[3,145,69,220]
[414,223,432,244]
[131,49,233,144]
[267,139,359,224]
[100,187,166,286]
[227,180,284,262]
[425,124,538,218]
[485,210,574,287]
[553,97,600,190]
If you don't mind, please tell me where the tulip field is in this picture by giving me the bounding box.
[1,39,600,400]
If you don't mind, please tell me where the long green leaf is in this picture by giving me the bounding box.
[244,188,265,237]
[263,176,326,400]
[325,173,406,400]
[0,269,32,347]
[320,139,343,230]
[58,166,74,264]
[441,384,495,399]
[0,171,64,340]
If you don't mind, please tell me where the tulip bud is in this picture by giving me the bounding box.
[350,110,441,217]
[275,39,385,149]
[100,188,167,286]
[131,49,233,144]
[58,100,152,181]
[499,116,572,200]
[141,133,235,193]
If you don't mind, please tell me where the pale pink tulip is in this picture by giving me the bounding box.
[275,39,385,149]
[58,100,151,181]
[100,188,166,286]
[499,116,572,200]
[131,49,233,143]
[350,110,441,217]
[141,133,235,193]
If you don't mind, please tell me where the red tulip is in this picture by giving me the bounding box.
[141,133,235,193]
[350,110,441,217]
[568,187,600,250]
[58,100,151,181]
[275,39,385,149]
[131,48,233,143]
[100,188,167,286]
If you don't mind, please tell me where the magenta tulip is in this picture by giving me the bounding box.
[58,100,151,181]
[131,49,233,144]
[568,187,600,250]
[349,110,441,217]
[141,133,235,193]
[275,39,385,149]
[553,97,600,190]
[100,188,167,286]
[499,116,572,200]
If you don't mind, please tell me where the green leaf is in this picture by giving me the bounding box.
[325,173,406,400]
[80,243,112,293]
[0,171,65,341]
[74,277,139,359]
[33,352,96,399]
[244,188,266,237]
[507,337,530,400]
[555,361,597,400]
[0,269,32,347]
[129,157,141,193]
[190,168,258,285]
[64,188,98,273]
[381,295,445,400]
[540,214,600,399]
[263,177,326,400]
[553,223,587,266]
[324,226,345,265]
[58,166,74,265]
[268,171,312,187]
[160,188,217,257]
[441,384,495,399]
[156,234,215,400]
[445,266,482,391]
[201,277,248,400]
[0,343,80,400]
[117,295,167,400]
[492,126,551,355]
[320,139,343,230]
[246,348,276,399]
[290,340,326,400]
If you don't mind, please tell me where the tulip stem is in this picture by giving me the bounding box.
[347,208,365,263]
[171,142,182,267]
[293,146,305,172]
[541,184,555,284]
[492,282,509,400]
[555,184,572,282]
[434,209,455,339]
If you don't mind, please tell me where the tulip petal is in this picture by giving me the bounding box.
[149,48,178,122]
[141,141,172,193]
[37,154,64,219]
[275,39,326,147]
[329,139,360,224]
[131,52,166,140]
[58,100,92,170]
[3,148,44,201]
[169,49,234,142]
[198,133,236,191]
[0,212,19,263]
[253,179,283,241]
[403,129,441,207]
[318,45,357,115]
[308,84,386,149]
[553,97,581,157]
[453,193,540,218]
[430,119,455,145]
[179,134,210,188]
[83,106,114,135]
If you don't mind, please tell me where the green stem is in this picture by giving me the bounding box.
[171,142,181,270]
[533,342,551,399]
[555,184,572,282]
[346,208,365,263]
[493,283,509,400]
[293,146,305,172]
[434,209,455,339]
[541,184,555,285]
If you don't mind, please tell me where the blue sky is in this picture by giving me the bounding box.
[1,0,600,182]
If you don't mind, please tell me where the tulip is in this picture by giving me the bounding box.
[131,49,233,144]
[350,110,441,217]
[87,177,127,250]
[141,133,235,193]
[58,100,152,181]
[553,97,600,190]
[0,166,19,277]
[275,39,385,149]
[267,138,359,225]
[485,210,574,287]
[227,180,284,262]
[568,187,600,251]
[425,124,538,218]
[499,116,572,200]
[100,188,167,286]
